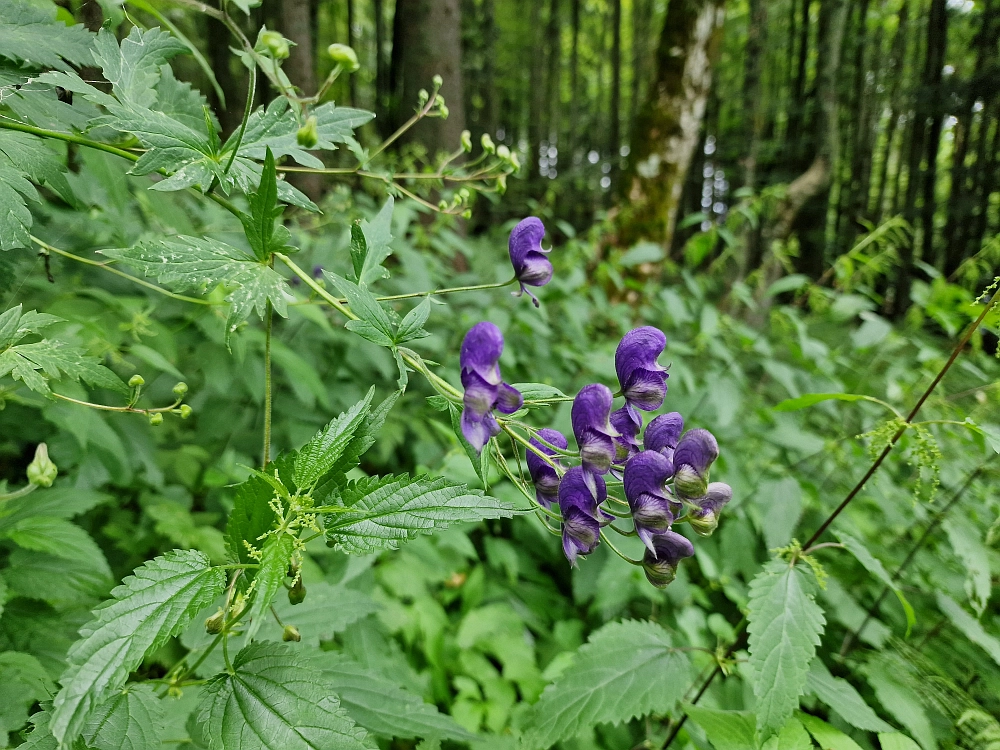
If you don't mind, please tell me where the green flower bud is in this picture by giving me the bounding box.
[173,382,188,396]
[288,577,306,605]
[260,30,290,60]
[438,103,449,119]
[417,89,429,106]
[282,624,301,642]
[149,412,163,426]
[204,609,225,635]
[509,151,521,171]
[496,144,510,160]
[459,188,470,201]
[327,43,360,71]
[179,404,193,419]
[432,74,443,89]
[26,443,57,488]
[497,174,507,194]
[296,116,319,149]
[481,133,495,154]
[460,130,472,152]
[688,510,719,537]
[438,199,449,210]
[128,374,145,388]
[461,209,472,219]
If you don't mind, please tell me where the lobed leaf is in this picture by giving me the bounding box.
[327,273,396,347]
[357,197,395,286]
[0,0,94,71]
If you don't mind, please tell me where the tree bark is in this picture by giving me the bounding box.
[919,0,948,271]
[375,0,386,124]
[615,0,726,248]
[569,0,581,156]
[207,15,243,136]
[742,0,766,190]
[870,2,908,221]
[526,0,544,184]
[608,0,622,190]
[281,0,317,97]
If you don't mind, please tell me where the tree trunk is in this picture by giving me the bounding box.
[281,0,317,96]
[870,2,908,221]
[375,0,386,124]
[608,0,622,191]
[742,0,766,189]
[207,15,243,136]
[526,0,544,184]
[615,0,726,248]
[546,0,561,158]
[629,0,651,146]
[346,0,356,106]
[919,0,947,271]
[569,0,581,157]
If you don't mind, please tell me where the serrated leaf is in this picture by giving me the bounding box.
[327,273,396,347]
[264,582,379,647]
[513,383,568,403]
[0,337,125,396]
[294,387,375,489]
[0,131,76,241]
[0,161,38,250]
[836,532,915,636]
[3,516,112,583]
[82,684,164,750]
[797,712,864,750]
[748,559,826,739]
[50,549,225,746]
[2,548,111,607]
[943,517,991,615]
[761,716,812,750]
[242,533,294,643]
[240,148,283,261]
[0,652,54,739]
[323,474,519,554]
[102,237,290,334]
[396,296,432,343]
[358,197,395,286]
[862,666,934,750]
[878,734,922,750]
[935,591,1000,667]
[225,466,281,567]
[92,26,186,108]
[806,660,892,732]
[0,0,94,71]
[349,222,366,281]
[312,651,475,741]
[684,706,757,750]
[194,641,370,750]
[773,393,866,412]
[518,620,690,749]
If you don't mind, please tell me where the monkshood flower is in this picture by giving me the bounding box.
[644,412,684,464]
[460,322,523,453]
[688,482,733,537]
[623,451,681,554]
[672,428,720,500]
[641,530,695,588]
[508,216,552,307]
[615,327,669,430]
[571,383,620,476]
[610,406,641,462]
[558,466,606,565]
[526,428,568,508]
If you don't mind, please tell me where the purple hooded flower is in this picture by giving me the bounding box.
[623,451,681,555]
[672,428,719,500]
[460,322,523,453]
[641,530,695,588]
[571,384,620,475]
[610,406,640,462]
[688,482,732,537]
[644,412,684,464]
[558,466,606,565]
[508,217,552,307]
[526,428,568,508]
[615,327,669,430]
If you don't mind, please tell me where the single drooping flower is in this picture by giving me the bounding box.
[614,327,669,431]
[688,482,733,537]
[571,384,620,475]
[558,466,606,565]
[671,428,720,501]
[460,322,523,453]
[508,217,553,307]
[610,406,641,463]
[623,451,681,554]
[641,530,695,588]
[526,428,568,508]
[644,412,684,464]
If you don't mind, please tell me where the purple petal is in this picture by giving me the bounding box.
[508,217,551,287]
[615,327,667,395]
[495,382,524,414]
[561,505,600,565]
[645,412,684,455]
[699,482,732,514]
[460,322,504,384]
[610,406,641,462]
[641,530,695,586]
[631,493,676,554]
[623,451,674,503]
[622,367,668,412]
[578,429,616,475]
[461,370,498,420]
[558,466,600,515]
[673,428,719,475]
[527,428,567,508]
[460,408,491,453]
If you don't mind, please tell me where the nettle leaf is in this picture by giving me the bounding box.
[518,620,691,749]
[0,0,94,71]
[294,387,375,490]
[102,237,291,335]
[747,559,826,739]
[241,533,294,643]
[935,591,1000,667]
[2,548,111,608]
[327,273,396,347]
[323,474,519,554]
[82,684,165,750]
[357,197,395,286]
[806,660,893,732]
[50,549,225,746]
[798,712,865,750]
[2,516,112,584]
[943,517,991,616]
[760,716,812,750]
[312,651,476,742]
[225,456,289,567]
[837,532,915,636]
[878,734,922,750]
[772,393,867,412]
[263,582,379,647]
[194,641,370,750]
[313,390,401,492]
[685,706,757,750]
[0,652,54,740]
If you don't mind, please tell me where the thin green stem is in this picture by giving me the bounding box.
[53,392,182,414]
[0,118,139,161]
[599,530,642,565]
[374,278,516,302]
[0,483,37,502]
[224,65,256,173]
[263,298,273,468]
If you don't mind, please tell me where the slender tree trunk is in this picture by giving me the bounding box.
[546,0,561,150]
[346,0,356,106]
[609,0,622,191]
[838,0,871,250]
[481,0,498,141]
[526,0,544,184]
[375,0,386,121]
[871,2,908,221]
[569,0,581,157]
[788,0,811,163]
[742,0,766,189]
[629,0,651,146]
[281,0,317,96]
[616,0,726,248]
[207,16,243,136]
[919,0,947,271]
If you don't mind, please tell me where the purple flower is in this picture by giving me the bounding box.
[508,217,552,307]
[623,451,681,555]
[526,428,568,508]
[460,322,523,453]
[688,482,732,537]
[558,466,606,565]
[615,327,669,430]
[641,530,695,588]
[644,412,684,464]
[672,429,719,500]
[610,406,640,462]
[312,264,324,279]
[571,384,620,475]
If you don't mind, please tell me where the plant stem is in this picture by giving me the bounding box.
[263,299,273,468]
[374,278,516,302]
[599,531,642,565]
[0,119,139,162]
[0,483,37,502]
[52,392,182,414]
[224,65,256,173]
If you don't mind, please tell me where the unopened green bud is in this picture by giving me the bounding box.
[128,374,145,388]
[296,116,318,148]
[26,443,57,488]
[438,199,449,210]
[432,74,443,89]
[508,151,521,171]
[260,30,289,60]
[288,577,306,605]
[496,144,510,160]
[148,412,163,426]
[282,624,301,642]
[481,133,495,154]
[497,174,507,194]
[642,556,679,588]
[327,43,359,71]
[460,129,472,152]
[204,609,225,634]
[462,209,472,219]
[459,188,470,201]
[179,404,193,419]
[417,89,429,106]
[173,382,188,396]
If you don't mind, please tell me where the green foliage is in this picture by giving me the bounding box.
[82,684,165,750]
[0,0,93,71]
[294,387,375,490]
[685,706,757,750]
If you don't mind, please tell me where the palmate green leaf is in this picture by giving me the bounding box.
[0,0,94,71]
[50,549,225,746]
[935,592,1000,667]
[396,296,432,343]
[518,620,691,750]
[0,338,127,396]
[82,684,165,750]
[797,712,864,750]
[357,197,395,287]
[102,236,291,335]
[263,581,379,647]
[684,706,757,750]
[91,26,187,108]
[0,130,76,241]
[323,474,518,554]
[294,387,375,490]
[241,533,294,643]
[194,641,370,750]
[312,651,476,742]
[747,559,826,739]
[836,532,915,636]
[0,160,38,251]
[806,660,893,733]
[327,273,396,347]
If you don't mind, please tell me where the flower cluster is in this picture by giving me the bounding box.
[452,219,729,588]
